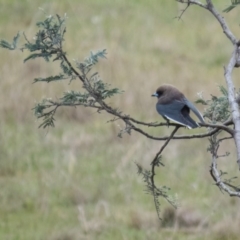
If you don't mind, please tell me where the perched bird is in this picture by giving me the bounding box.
[152,85,204,129]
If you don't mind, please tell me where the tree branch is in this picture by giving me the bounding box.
[176,0,240,199]
[206,0,238,45]
[177,0,238,44]
[176,0,207,9]
[47,97,234,141]
[199,122,234,136]
[150,126,180,219]
[224,46,240,169]
[210,147,240,197]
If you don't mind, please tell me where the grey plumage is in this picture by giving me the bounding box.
[152,85,204,129]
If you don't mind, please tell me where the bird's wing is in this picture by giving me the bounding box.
[156,101,197,129]
[182,98,205,123]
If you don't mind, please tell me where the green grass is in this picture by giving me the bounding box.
[0,0,240,239]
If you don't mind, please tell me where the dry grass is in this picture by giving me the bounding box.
[0,0,240,239]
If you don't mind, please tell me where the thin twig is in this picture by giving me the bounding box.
[151,126,180,166]
[199,122,234,136]
[176,0,207,9]
[175,1,190,20]
[150,126,180,219]
[61,52,85,82]
[176,0,237,44]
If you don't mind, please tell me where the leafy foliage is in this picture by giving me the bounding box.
[0,14,122,129]
[24,15,66,62]
[196,86,230,123]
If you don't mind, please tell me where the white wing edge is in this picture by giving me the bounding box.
[164,115,192,129]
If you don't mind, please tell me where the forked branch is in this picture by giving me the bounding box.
[177,0,240,197]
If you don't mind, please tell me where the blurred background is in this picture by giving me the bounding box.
[0,0,240,239]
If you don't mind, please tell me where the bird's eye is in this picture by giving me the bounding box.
[157,91,163,96]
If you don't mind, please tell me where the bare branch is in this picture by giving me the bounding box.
[131,123,231,141]
[224,46,240,168]
[209,127,240,197]
[210,159,240,197]
[199,122,234,136]
[206,0,238,45]
[152,126,180,166]
[176,1,191,20]
[47,97,234,141]
[177,0,238,44]
[176,0,207,9]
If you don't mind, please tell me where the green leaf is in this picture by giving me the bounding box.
[24,52,51,62]
[33,74,65,83]
[60,61,73,76]
[33,103,46,116]
[38,116,55,129]
[60,91,89,103]
[195,99,208,105]
[0,32,20,50]
[219,85,228,96]
[223,0,240,12]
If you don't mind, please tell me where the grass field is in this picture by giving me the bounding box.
[1,0,240,239]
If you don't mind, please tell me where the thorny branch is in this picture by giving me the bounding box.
[47,98,234,139]
[177,0,240,197]
[2,6,240,219]
[33,11,238,217]
[150,126,180,219]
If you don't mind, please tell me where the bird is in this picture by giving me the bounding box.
[152,84,204,129]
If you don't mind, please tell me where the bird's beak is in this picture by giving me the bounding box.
[151,92,158,97]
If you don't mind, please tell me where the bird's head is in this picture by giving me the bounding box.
[152,85,172,98]
[152,85,184,104]
[151,88,164,98]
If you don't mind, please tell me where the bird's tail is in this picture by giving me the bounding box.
[183,115,199,128]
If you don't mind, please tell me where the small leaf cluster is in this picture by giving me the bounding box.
[196,86,230,123]
[76,49,107,75]
[92,79,122,100]
[24,14,66,62]
[33,99,56,128]
[223,0,240,13]
[61,91,89,104]
[0,32,20,50]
